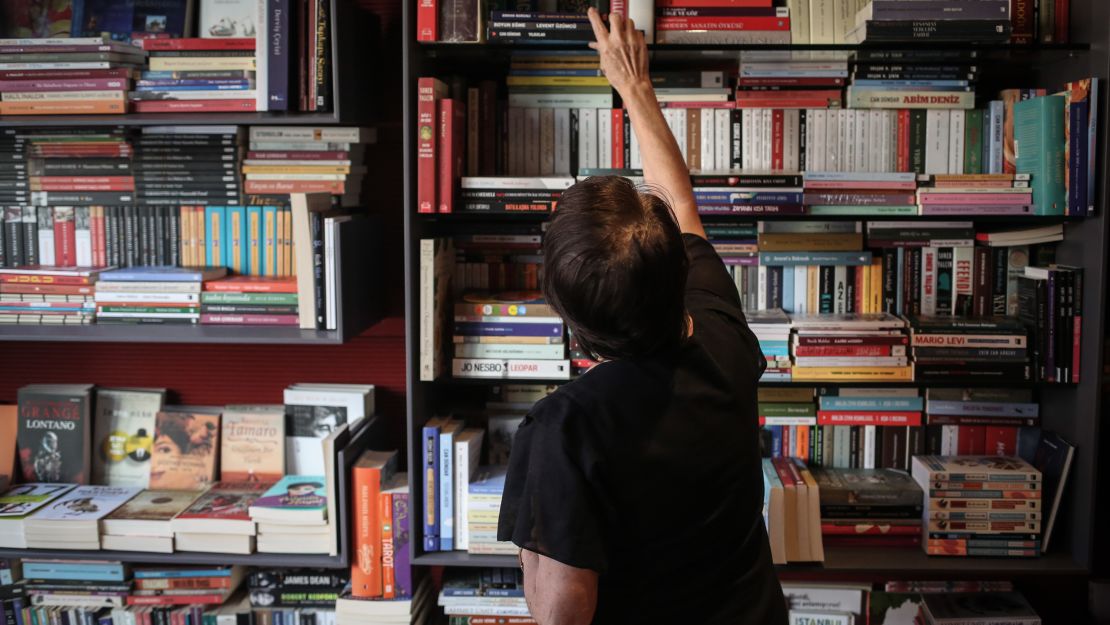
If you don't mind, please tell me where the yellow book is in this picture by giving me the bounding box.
[194,207,206,267]
[509,59,599,67]
[179,206,191,266]
[757,387,815,402]
[207,209,222,267]
[791,366,914,382]
[870,258,883,314]
[264,207,277,277]
[241,165,351,174]
[149,57,256,71]
[283,207,294,277]
[505,75,609,87]
[248,206,262,277]
[807,265,819,312]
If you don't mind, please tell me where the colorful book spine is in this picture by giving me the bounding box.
[422,421,441,552]
[392,491,412,599]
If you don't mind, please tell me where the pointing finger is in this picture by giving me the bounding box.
[609,11,624,41]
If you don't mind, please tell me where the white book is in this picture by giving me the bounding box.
[889,110,901,171]
[949,109,966,175]
[757,265,768,311]
[803,109,816,171]
[671,109,688,165]
[783,109,800,172]
[835,109,848,172]
[834,0,854,43]
[630,111,643,169]
[865,110,882,173]
[793,265,808,314]
[36,207,54,266]
[833,265,847,313]
[453,429,484,552]
[921,246,938,315]
[741,109,754,170]
[856,109,870,172]
[579,108,597,170]
[788,0,812,44]
[925,109,951,175]
[844,110,857,173]
[419,239,434,381]
[810,0,836,43]
[700,108,715,171]
[539,108,555,176]
[763,109,774,170]
[811,109,826,171]
[524,107,541,176]
[451,358,571,380]
[878,110,892,173]
[438,420,464,551]
[825,108,839,172]
[507,107,524,176]
[628,0,655,42]
[714,109,731,172]
[863,425,876,469]
[253,0,268,112]
[509,93,612,109]
[597,108,612,170]
[553,108,570,175]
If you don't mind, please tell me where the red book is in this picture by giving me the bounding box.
[0,284,93,295]
[0,274,92,285]
[132,99,256,113]
[771,109,784,170]
[134,577,235,591]
[896,109,910,172]
[245,151,350,160]
[0,68,133,80]
[611,109,624,169]
[738,77,845,87]
[736,90,841,109]
[126,594,227,606]
[657,101,734,109]
[794,345,895,357]
[438,98,457,213]
[655,16,790,30]
[140,38,255,50]
[245,180,345,195]
[1055,0,1069,43]
[656,0,774,6]
[795,335,908,346]
[417,0,437,41]
[55,212,75,266]
[1010,0,1035,44]
[350,450,398,599]
[610,0,626,16]
[956,425,986,455]
[984,426,1018,456]
[820,523,921,536]
[418,77,448,214]
[204,275,298,293]
[199,314,299,325]
[816,411,922,426]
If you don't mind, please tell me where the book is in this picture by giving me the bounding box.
[219,404,284,482]
[148,409,221,490]
[91,388,166,488]
[248,475,327,524]
[0,483,74,548]
[101,488,201,540]
[1032,432,1074,552]
[23,485,141,549]
[16,384,94,484]
[922,592,1040,624]
[0,405,16,489]
[199,0,257,37]
[1014,95,1066,215]
[172,480,269,535]
[350,449,399,598]
[283,384,373,474]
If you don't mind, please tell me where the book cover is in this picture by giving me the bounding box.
[199,0,256,37]
[922,593,1038,624]
[391,488,412,599]
[149,410,221,490]
[1015,95,1066,215]
[175,480,269,522]
[0,405,16,489]
[220,405,284,482]
[28,484,141,521]
[249,475,326,515]
[351,449,399,598]
[92,388,166,488]
[103,489,200,523]
[284,403,345,475]
[1032,431,1074,552]
[17,384,94,484]
[0,483,74,519]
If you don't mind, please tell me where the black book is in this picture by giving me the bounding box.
[32,191,134,206]
[20,207,36,267]
[16,384,94,484]
[1032,431,1074,552]
[852,19,1012,42]
[912,362,1032,380]
[1017,275,1046,381]
[4,207,23,267]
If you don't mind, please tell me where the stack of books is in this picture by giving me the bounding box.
[505,50,611,120]
[916,174,1035,216]
[925,388,1040,457]
[134,38,257,113]
[705,221,757,266]
[753,221,872,315]
[95,267,228,326]
[654,69,729,112]
[22,485,140,550]
[129,566,244,607]
[911,455,1042,557]
[452,292,569,381]
[248,569,348,620]
[467,467,512,556]
[336,577,433,625]
[458,176,573,215]
[748,309,793,380]
[846,57,980,112]
[248,476,330,554]
[201,276,300,327]
[804,172,918,217]
[814,388,923,470]
[812,467,924,550]
[759,387,816,457]
[847,0,1013,44]
[132,126,243,209]
[695,173,804,216]
[100,489,201,553]
[487,11,595,44]
[19,559,130,610]
[1017,264,1084,384]
[0,484,76,548]
[0,266,103,325]
[654,2,790,44]
[919,592,1041,625]
[27,129,135,209]
[790,313,911,382]
[0,132,28,207]
[0,36,141,115]
[735,54,846,111]
[171,481,270,555]
[908,316,1031,382]
[762,457,824,563]
[438,569,532,622]
[245,126,374,204]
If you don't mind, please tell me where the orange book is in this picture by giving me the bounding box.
[245,180,345,195]
[193,207,206,266]
[380,483,396,599]
[0,100,126,115]
[350,450,398,599]
[263,207,277,277]
[204,275,297,293]
[276,209,287,277]
[0,405,16,489]
[179,206,192,267]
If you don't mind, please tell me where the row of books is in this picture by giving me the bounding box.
[0,126,373,207]
[418,0,1067,45]
[0,0,336,115]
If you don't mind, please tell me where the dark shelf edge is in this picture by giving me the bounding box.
[431,378,1068,388]
[414,548,1087,575]
[419,42,1091,52]
[0,325,345,345]
[0,548,346,568]
[0,112,345,128]
[421,213,1085,223]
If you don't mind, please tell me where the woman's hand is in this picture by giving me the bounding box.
[587,7,650,98]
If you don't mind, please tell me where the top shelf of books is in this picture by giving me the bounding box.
[0,112,345,128]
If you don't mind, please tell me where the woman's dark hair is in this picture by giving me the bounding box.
[544,175,689,361]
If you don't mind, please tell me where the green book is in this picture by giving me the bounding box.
[964,109,984,174]
[807,205,918,216]
[1015,95,1066,216]
[200,292,299,305]
[758,402,817,417]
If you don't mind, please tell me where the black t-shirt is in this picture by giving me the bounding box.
[498,233,788,625]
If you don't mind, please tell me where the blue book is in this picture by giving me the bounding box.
[469,466,508,495]
[758,252,872,266]
[769,426,784,458]
[267,0,291,111]
[99,266,228,282]
[439,421,463,551]
[74,0,193,41]
[782,266,794,312]
[23,561,128,582]
[453,322,564,337]
[819,396,924,411]
[692,192,803,205]
[133,567,235,579]
[852,79,971,88]
[204,206,226,267]
[1015,95,1066,216]
[422,418,446,552]
[1069,99,1089,217]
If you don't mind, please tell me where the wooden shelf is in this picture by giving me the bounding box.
[0,112,344,128]
[0,548,348,568]
[415,548,1086,576]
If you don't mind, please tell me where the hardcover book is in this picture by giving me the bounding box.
[149,409,221,490]
[220,404,284,482]
[922,592,1040,624]
[17,384,94,484]
[810,467,924,508]
[92,388,166,488]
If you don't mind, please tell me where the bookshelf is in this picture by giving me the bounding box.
[400,0,1109,619]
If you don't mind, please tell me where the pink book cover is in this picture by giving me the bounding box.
[918,193,1032,204]
[804,181,917,190]
[919,205,1033,215]
[200,314,299,325]
[658,101,734,109]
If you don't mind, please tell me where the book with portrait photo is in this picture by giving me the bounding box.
[149,408,221,490]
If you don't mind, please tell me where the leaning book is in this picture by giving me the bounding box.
[91,387,166,488]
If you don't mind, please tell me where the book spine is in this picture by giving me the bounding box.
[438,99,456,213]
[267,0,289,111]
[380,486,396,600]
[439,428,455,551]
[422,424,440,552]
[392,493,412,599]
[417,78,441,213]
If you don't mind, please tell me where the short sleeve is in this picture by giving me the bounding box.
[683,233,744,312]
[497,398,608,572]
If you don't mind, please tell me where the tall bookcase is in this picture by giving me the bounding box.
[401,1,1109,619]
[0,0,407,569]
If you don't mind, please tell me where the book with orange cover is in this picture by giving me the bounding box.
[149,409,221,490]
[350,449,399,598]
[0,405,16,489]
[204,275,298,293]
[0,100,126,115]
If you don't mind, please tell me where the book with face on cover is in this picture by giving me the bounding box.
[172,481,271,535]
[92,388,166,488]
[149,408,221,490]
[248,475,327,524]
[220,405,285,483]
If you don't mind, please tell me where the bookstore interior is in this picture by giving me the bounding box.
[0,0,1108,623]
